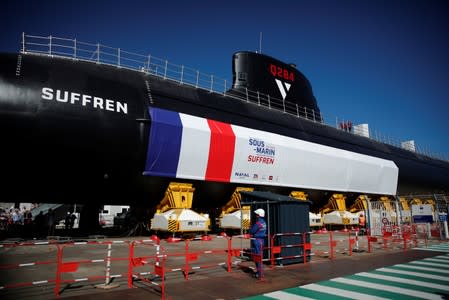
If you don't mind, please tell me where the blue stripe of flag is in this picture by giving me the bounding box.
[143,107,182,178]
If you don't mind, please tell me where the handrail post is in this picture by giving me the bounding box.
[224,79,227,96]
[147,54,151,73]
[118,48,121,68]
[97,43,100,63]
[312,109,316,122]
[245,87,249,102]
[283,99,286,113]
[49,35,52,55]
[180,65,184,84]
[210,75,214,92]
[296,104,299,117]
[73,39,77,58]
[304,107,307,119]
[268,95,271,108]
[257,91,260,105]
[196,70,199,88]
[22,32,25,53]
[164,60,168,79]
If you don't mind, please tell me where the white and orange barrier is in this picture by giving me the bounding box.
[0,238,167,299]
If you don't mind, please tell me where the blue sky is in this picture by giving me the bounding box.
[2,0,448,158]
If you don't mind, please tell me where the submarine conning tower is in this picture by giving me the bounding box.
[231,51,321,120]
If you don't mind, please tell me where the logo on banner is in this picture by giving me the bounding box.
[248,138,276,165]
[234,172,250,179]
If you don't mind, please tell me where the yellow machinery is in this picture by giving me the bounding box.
[410,198,423,205]
[399,197,411,222]
[380,196,395,211]
[150,182,210,233]
[349,195,368,213]
[218,187,253,230]
[349,195,368,224]
[289,191,323,227]
[320,194,359,225]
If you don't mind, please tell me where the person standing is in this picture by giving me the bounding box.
[359,212,366,235]
[34,211,45,238]
[249,208,266,278]
[47,209,56,237]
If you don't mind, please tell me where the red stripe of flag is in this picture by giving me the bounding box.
[205,120,236,182]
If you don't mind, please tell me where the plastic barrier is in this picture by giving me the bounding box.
[330,230,355,257]
[310,229,334,258]
[381,224,416,251]
[361,224,431,253]
[270,232,311,266]
[0,238,166,299]
[0,240,59,290]
[162,236,242,280]
[310,230,355,259]
[128,239,166,299]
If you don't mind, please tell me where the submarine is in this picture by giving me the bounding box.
[1,34,448,228]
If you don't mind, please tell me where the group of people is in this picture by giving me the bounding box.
[0,206,77,238]
[0,207,33,235]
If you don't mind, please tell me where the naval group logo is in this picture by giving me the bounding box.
[269,63,294,100]
[275,79,291,100]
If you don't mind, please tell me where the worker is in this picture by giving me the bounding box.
[249,208,266,278]
[359,212,366,235]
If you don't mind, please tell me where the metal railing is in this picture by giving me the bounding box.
[20,33,448,162]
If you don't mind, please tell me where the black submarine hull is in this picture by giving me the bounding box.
[0,52,448,210]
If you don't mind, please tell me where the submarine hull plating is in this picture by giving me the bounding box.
[0,52,448,209]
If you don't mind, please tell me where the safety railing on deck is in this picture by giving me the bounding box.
[20,33,448,162]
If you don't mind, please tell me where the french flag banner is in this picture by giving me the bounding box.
[144,107,398,195]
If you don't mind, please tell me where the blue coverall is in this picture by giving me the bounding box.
[249,216,266,277]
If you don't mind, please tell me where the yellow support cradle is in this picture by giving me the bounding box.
[219,187,253,230]
[320,194,347,214]
[156,182,195,213]
[349,195,368,213]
